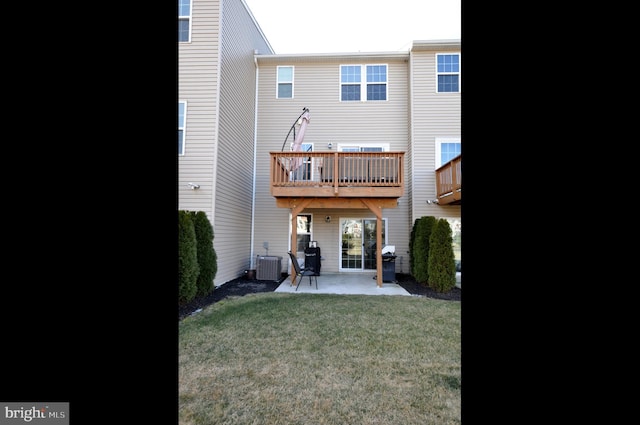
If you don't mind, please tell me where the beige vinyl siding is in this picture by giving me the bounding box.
[178,0,220,214]
[295,211,412,275]
[254,55,412,273]
[178,0,273,285]
[213,0,274,284]
[410,46,461,223]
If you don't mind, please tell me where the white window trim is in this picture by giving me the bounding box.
[435,52,461,94]
[178,0,193,43]
[364,63,388,101]
[339,64,388,102]
[435,137,461,168]
[178,101,187,156]
[276,66,294,99]
[338,217,388,272]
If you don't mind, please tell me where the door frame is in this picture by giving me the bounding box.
[339,217,387,271]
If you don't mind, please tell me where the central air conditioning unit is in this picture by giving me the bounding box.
[256,255,282,281]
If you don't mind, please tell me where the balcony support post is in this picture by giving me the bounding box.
[289,198,314,286]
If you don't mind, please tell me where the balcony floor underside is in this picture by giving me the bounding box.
[274,197,399,210]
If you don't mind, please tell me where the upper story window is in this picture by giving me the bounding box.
[340,64,387,101]
[435,138,461,167]
[436,53,460,93]
[178,0,192,42]
[277,66,294,99]
[178,102,186,155]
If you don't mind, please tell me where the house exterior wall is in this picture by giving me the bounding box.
[178,0,221,214]
[254,54,413,274]
[178,0,273,286]
[409,42,461,224]
[178,0,460,284]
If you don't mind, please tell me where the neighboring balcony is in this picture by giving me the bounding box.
[270,152,405,199]
[435,154,461,205]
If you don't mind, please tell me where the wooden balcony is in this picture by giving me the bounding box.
[270,152,404,200]
[435,154,461,205]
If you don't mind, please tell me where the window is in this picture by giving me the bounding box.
[178,102,186,155]
[435,138,461,167]
[366,65,387,100]
[340,64,387,101]
[296,214,312,253]
[436,53,460,93]
[340,65,361,101]
[178,0,192,42]
[277,66,294,99]
[338,144,388,152]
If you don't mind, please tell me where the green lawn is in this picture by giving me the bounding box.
[179,293,461,425]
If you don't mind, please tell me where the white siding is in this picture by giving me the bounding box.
[180,14,461,284]
[410,45,461,224]
[254,55,412,273]
[178,0,273,285]
[214,0,273,284]
[178,0,220,213]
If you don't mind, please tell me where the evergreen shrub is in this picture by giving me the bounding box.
[409,217,420,276]
[178,210,199,304]
[427,218,456,292]
[412,216,436,285]
[190,211,217,296]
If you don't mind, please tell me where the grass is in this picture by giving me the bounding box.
[179,293,461,424]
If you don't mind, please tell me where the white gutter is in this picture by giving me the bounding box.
[409,48,416,224]
[249,52,259,269]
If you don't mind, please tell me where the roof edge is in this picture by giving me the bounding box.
[256,51,410,62]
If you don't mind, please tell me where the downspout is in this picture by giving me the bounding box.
[408,48,416,225]
[249,52,259,269]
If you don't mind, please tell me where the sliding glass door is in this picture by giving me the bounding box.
[340,218,386,270]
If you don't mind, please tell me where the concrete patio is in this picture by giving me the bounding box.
[275,272,411,296]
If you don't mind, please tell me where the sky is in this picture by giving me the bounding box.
[243,0,461,54]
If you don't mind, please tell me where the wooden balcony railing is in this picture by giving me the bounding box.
[435,154,461,205]
[270,152,404,198]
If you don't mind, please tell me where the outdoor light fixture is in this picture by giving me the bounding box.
[327,142,333,149]
[325,216,331,223]
[188,182,200,190]
[426,199,439,204]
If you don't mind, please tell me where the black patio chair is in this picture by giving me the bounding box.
[287,251,318,291]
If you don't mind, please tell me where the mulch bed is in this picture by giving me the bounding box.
[179,272,460,320]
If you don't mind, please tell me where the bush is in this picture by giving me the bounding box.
[190,211,217,296]
[427,218,456,292]
[178,210,199,304]
[409,217,420,276]
[412,216,436,284]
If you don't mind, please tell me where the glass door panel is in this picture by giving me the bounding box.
[340,218,362,269]
[363,219,385,270]
[340,218,386,270]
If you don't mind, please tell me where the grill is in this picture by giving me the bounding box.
[256,255,282,281]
